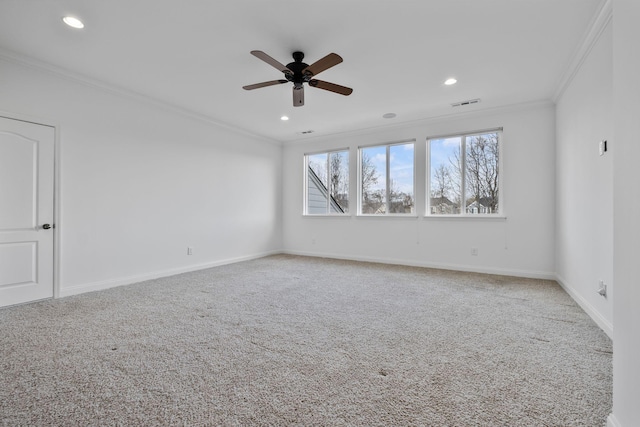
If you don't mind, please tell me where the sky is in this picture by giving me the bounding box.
[429,137,461,175]
[429,137,461,195]
[362,142,414,195]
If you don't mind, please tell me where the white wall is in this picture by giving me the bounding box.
[555,20,613,336]
[283,103,556,278]
[0,56,282,296]
[611,0,640,425]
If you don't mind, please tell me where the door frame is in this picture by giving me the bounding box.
[1,110,60,300]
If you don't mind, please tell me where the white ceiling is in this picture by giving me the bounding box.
[0,0,603,143]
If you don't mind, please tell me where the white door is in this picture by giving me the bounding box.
[0,116,55,307]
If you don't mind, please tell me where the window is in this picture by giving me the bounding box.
[305,150,349,215]
[428,130,501,215]
[359,141,415,215]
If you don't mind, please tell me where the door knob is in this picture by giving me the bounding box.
[42,224,52,230]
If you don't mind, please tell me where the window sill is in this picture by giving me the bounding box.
[303,214,352,218]
[422,215,507,221]
[356,214,418,219]
[301,214,506,221]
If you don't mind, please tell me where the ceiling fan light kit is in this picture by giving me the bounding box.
[243,50,353,107]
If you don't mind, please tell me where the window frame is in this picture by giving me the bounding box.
[426,128,503,217]
[357,139,417,216]
[303,148,350,216]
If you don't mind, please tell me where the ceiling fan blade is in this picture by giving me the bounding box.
[250,50,293,74]
[309,79,353,96]
[243,80,288,90]
[302,53,343,77]
[293,86,304,107]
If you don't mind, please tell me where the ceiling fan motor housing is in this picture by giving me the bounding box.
[286,51,311,85]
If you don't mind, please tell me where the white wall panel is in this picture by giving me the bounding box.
[555,20,613,334]
[283,103,556,278]
[612,0,640,425]
[0,58,283,294]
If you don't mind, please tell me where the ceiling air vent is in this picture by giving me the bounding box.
[299,130,315,135]
[451,98,481,107]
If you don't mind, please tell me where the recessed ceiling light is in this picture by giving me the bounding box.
[382,113,396,119]
[280,115,289,121]
[62,16,84,29]
[444,78,457,86]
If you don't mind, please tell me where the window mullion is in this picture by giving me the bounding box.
[386,145,391,214]
[326,153,331,213]
[461,135,466,215]
[358,150,362,214]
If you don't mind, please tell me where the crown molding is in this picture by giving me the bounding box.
[552,0,613,102]
[283,99,554,146]
[0,47,282,146]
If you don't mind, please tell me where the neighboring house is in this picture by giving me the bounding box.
[466,197,497,214]
[307,167,345,214]
[430,196,458,215]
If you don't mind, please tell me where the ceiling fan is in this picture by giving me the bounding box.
[242,50,353,107]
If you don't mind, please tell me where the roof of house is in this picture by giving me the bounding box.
[308,167,344,214]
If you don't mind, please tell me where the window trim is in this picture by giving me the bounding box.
[426,128,503,217]
[358,139,417,216]
[303,148,350,216]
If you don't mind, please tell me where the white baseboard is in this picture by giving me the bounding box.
[555,273,613,339]
[607,413,621,427]
[283,250,556,280]
[58,250,281,298]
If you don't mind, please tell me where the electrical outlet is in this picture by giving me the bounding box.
[471,247,478,256]
[597,280,607,298]
[599,140,607,156]
[187,247,193,255]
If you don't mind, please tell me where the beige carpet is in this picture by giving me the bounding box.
[1,255,612,426]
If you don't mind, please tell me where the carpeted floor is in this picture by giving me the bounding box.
[1,255,612,426]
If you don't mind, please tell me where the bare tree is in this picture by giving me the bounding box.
[441,134,499,214]
[431,163,453,199]
[361,151,382,213]
[448,143,464,207]
[361,151,378,196]
[465,134,499,213]
[388,179,414,213]
[465,137,484,211]
[329,152,349,211]
[389,179,402,213]
[480,134,499,212]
